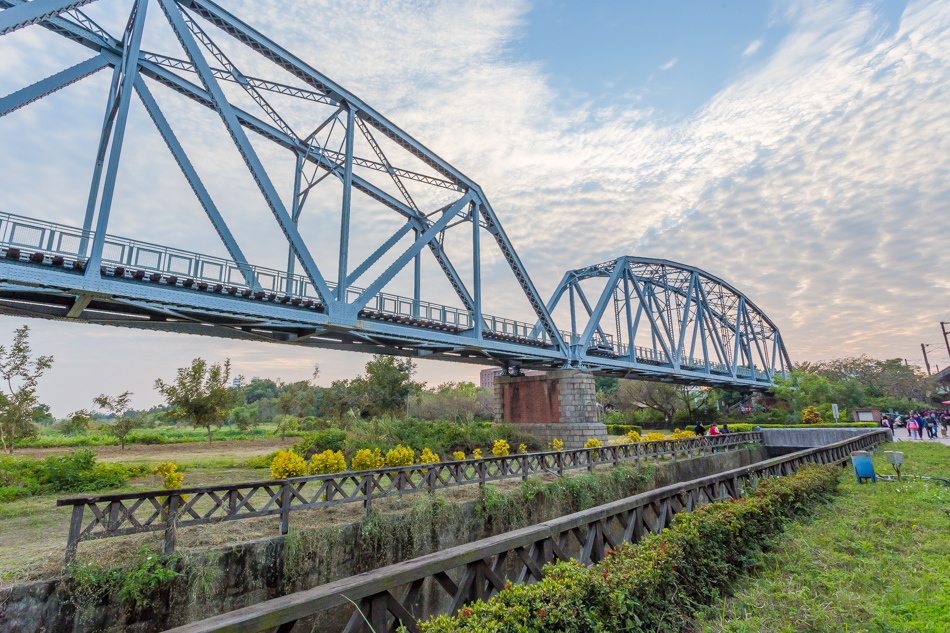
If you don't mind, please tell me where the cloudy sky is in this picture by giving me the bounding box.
[1,0,949,415]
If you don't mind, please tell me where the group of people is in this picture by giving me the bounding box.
[692,422,731,436]
[881,410,949,440]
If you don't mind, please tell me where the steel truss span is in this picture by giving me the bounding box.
[0,0,790,390]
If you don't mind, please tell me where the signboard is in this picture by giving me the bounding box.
[832,404,839,420]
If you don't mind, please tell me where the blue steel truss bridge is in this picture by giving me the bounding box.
[0,0,791,389]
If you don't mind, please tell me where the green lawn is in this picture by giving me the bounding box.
[695,442,950,633]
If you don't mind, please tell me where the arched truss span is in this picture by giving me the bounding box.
[545,257,792,384]
[0,1,788,390]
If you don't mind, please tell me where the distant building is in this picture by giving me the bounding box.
[479,367,545,389]
[231,377,243,389]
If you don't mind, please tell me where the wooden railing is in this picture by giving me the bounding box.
[57,433,760,563]
[162,430,887,633]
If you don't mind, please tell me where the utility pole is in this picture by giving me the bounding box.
[941,322,950,360]
[921,343,932,376]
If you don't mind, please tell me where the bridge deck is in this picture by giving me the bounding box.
[0,212,773,389]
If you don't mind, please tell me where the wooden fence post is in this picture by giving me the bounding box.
[280,483,291,535]
[163,494,180,556]
[64,504,84,566]
[364,476,373,517]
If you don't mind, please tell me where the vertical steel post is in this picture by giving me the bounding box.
[472,203,482,338]
[337,105,355,302]
[413,229,421,318]
[85,0,149,274]
[287,151,303,293]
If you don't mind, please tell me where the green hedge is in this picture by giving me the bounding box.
[728,422,878,433]
[605,424,643,436]
[0,449,148,500]
[419,463,840,632]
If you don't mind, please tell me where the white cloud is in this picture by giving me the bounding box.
[660,57,678,70]
[1,0,949,413]
[743,39,764,55]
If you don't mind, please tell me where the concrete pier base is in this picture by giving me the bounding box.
[493,369,607,449]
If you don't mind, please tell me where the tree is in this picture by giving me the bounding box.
[155,358,239,444]
[228,405,258,431]
[242,378,279,404]
[615,380,681,425]
[61,409,94,435]
[0,325,53,454]
[93,391,137,449]
[355,355,417,417]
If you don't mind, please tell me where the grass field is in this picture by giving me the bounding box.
[694,442,950,633]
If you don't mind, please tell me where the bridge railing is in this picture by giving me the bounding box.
[164,430,887,633]
[0,211,568,343]
[56,433,760,564]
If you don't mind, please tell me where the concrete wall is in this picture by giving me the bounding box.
[761,427,890,448]
[0,447,767,633]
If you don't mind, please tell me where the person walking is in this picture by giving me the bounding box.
[908,416,920,440]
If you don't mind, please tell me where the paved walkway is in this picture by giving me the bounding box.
[892,433,950,446]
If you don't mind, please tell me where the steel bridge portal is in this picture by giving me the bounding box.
[0,0,791,389]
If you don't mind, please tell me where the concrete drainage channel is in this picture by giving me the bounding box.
[0,430,882,633]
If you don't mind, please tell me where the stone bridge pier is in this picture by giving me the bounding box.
[493,369,608,449]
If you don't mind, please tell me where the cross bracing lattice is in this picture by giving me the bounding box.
[0,0,791,389]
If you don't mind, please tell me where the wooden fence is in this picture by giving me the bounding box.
[58,433,760,563]
[162,430,887,633]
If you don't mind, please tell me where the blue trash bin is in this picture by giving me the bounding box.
[850,451,875,484]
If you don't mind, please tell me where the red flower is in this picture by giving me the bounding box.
[539,608,547,617]
[462,608,473,617]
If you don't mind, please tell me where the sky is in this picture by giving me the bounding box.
[1,0,950,416]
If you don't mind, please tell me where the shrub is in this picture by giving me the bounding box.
[518,443,527,454]
[452,451,466,461]
[270,450,306,479]
[548,439,564,452]
[308,450,346,475]
[418,447,440,466]
[472,448,483,459]
[294,428,349,458]
[801,406,822,424]
[606,424,644,436]
[152,462,183,490]
[644,432,666,442]
[584,438,603,449]
[244,451,277,469]
[385,445,415,468]
[0,484,30,502]
[626,430,641,443]
[492,440,510,457]
[126,430,168,445]
[351,448,384,471]
[39,449,135,493]
[419,464,840,633]
[727,422,878,432]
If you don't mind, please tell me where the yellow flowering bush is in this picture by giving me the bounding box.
[153,462,183,489]
[548,438,564,452]
[492,439,510,457]
[584,437,603,449]
[351,448,385,471]
[644,432,666,442]
[472,448,483,459]
[309,449,346,475]
[666,430,697,440]
[802,405,822,425]
[518,443,528,454]
[452,451,466,461]
[419,447,441,466]
[385,444,415,467]
[627,430,641,443]
[270,449,307,479]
